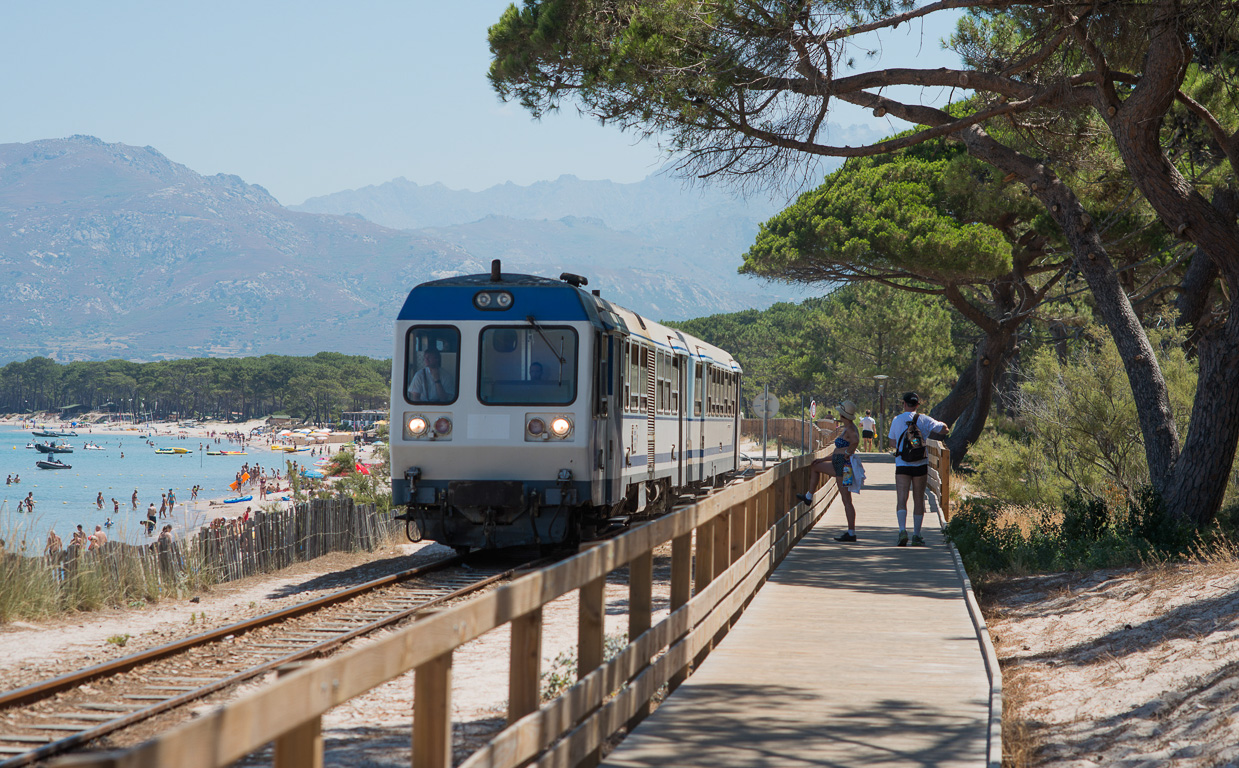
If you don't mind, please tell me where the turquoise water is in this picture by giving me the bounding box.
[0,426,292,549]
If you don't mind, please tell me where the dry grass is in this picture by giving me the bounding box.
[999,662,1039,768]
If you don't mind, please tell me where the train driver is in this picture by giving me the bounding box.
[529,362,544,381]
[409,348,456,403]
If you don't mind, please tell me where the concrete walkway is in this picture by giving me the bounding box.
[602,454,994,768]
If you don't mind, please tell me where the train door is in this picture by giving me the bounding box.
[675,353,684,487]
[695,353,706,482]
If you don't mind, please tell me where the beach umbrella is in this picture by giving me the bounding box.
[355,463,371,475]
[278,429,293,436]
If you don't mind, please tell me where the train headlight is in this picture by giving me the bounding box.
[433,417,452,435]
[527,418,546,437]
[407,416,428,436]
[550,417,573,437]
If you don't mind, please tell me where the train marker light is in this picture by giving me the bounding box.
[550,417,572,437]
[474,290,514,311]
[527,418,546,436]
[407,416,428,436]
[433,417,452,435]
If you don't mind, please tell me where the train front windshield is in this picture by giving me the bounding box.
[479,326,578,405]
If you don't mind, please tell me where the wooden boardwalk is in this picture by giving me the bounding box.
[602,454,997,768]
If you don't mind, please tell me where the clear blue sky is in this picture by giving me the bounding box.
[0,2,961,206]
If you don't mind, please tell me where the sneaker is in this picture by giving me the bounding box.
[910,534,926,546]
[834,532,857,542]
[796,492,813,505]
[897,530,909,547]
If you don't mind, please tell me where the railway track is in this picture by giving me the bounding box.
[0,553,543,767]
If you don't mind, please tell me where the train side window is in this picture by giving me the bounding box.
[405,326,460,405]
[694,362,703,417]
[671,356,681,414]
[640,346,650,413]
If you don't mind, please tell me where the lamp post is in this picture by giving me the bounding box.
[873,374,890,450]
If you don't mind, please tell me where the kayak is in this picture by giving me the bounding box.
[219,451,247,455]
[223,495,253,504]
[155,447,191,454]
[36,459,72,469]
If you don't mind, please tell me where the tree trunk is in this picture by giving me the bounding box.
[930,359,977,426]
[940,324,1018,467]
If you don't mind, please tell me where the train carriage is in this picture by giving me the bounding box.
[391,261,741,552]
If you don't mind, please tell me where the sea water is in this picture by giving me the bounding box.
[0,426,297,549]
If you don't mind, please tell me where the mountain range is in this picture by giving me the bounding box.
[0,136,803,363]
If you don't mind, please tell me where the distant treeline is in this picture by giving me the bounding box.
[0,353,391,424]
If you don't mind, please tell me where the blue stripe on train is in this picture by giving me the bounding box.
[398,285,590,322]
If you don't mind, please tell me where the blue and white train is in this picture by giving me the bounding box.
[390,261,742,552]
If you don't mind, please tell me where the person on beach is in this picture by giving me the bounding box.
[24,492,35,513]
[71,525,87,548]
[157,525,174,545]
[168,489,175,512]
[5,474,10,485]
[92,525,107,547]
[112,498,119,514]
[45,528,62,557]
[859,410,877,452]
[797,401,861,542]
[145,504,158,535]
[132,489,139,509]
[888,392,950,547]
[96,492,104,510]
[158,494,167,518]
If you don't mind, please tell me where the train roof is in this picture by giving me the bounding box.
[399,269,742,374]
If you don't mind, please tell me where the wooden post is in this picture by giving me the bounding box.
[578,577,606,768]
[628,551,653,727]
[413,651,453,768]
[669,532,692,691]
[940,446,952,521]
[729,504,745,564]
[508,608,543,724]
[274,663,322,768]
[712,509,730,575]
[694,522,714,594]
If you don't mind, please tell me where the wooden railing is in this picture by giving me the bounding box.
[64,449,837,768]
[927,438,952,521]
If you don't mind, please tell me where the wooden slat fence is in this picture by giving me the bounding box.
[927,438,952,520]
[63,449,841,768]
[24,499,396,604]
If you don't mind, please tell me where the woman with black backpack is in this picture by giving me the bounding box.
[888,392,949,547]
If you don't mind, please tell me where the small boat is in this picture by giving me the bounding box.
[24,443,35,449]
[34,443,73,454]
[31,430,58,437]
[83,443,105,450]
[36,459,72,470]
[223,495,253,504]
[206,451,224,456]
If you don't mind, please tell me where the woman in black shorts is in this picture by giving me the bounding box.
[799,400,860,542]
[888,392,948,546]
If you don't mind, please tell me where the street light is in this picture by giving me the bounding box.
[873,374,890,451]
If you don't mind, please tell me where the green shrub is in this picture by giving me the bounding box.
[946,485,1200,581]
